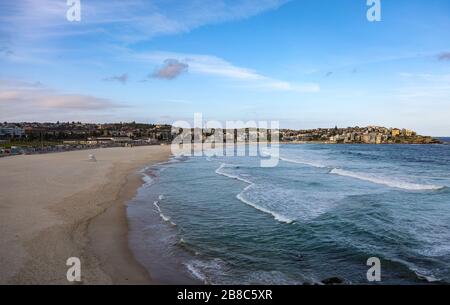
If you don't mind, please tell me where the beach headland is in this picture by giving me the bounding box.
[0,145,171,284]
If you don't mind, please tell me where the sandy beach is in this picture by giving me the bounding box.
[0,145,171,284]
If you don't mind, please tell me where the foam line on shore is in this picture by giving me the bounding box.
[153,197,176,226]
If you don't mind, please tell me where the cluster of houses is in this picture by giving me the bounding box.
[195,126,438,144]
[0,122,172,141]
[0,125,25,138]
[279,126,439,144]
[0,122,442,157]
[1,122,173,140]
[0,122,173,157]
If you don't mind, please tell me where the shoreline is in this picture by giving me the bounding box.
[0,145,171,284]
[86,163,155,284]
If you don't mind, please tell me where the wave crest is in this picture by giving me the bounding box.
[216,163,293,224]
[280,157,327,168]
[330,168,445,191]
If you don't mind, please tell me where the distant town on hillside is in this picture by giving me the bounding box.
[0,122,443,156]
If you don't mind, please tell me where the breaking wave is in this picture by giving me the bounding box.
[261,148,327,168]
[215,163,293,224]
[280,157,327,168]
[330,168,445,191]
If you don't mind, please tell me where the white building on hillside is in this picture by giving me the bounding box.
[0,126,25,138]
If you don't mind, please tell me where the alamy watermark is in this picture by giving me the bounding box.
[367,0,382,22]
[66,0,81,22]
[66,1,381,23]
[367,257,381,282]
[171,113,280,167]
[66,257,81,282]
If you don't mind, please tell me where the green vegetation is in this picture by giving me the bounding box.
[0,139,63,149]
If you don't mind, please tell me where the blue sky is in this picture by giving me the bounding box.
[1,0,450,135]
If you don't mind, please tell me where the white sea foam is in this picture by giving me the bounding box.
[215,163,293,224]
[155,156,183,166]
[236,192,294,224]
[184,259,225,284]
[153,201,161,213]
[243,270,299,285]
[158,194,165,200]
[139,166,150,174]
[215,163,253,184]
[391,258,442,283]
[260,146,328,168]
[175,154,189,162]
[158,212,176,226]
[160,213,170,222]
[141,173,154,185]
[139,166,155,186]
[154,199,176,226]
[280,156,327,168]
[330,168,445,191]
[414,271,440,283]
[185,262,207,283]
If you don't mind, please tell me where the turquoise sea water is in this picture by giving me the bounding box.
[128,144,450,284]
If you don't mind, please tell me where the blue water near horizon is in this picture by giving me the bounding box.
[437,137,450,143]
[128,144,450,284]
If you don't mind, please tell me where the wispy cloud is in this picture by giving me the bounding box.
[152,59,188,80]
[0,0,289,46]
[137,51,320,93]
[103,73,129,84]
[0,46,13,57]
[399,72,450,83]
[437,52,450,61]
[0,79,124,121]
[394,72,450,107]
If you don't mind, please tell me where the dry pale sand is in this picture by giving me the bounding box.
[0,145,171,284]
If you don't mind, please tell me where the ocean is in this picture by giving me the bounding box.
[127,144,450,284]
[437,137,450,144]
